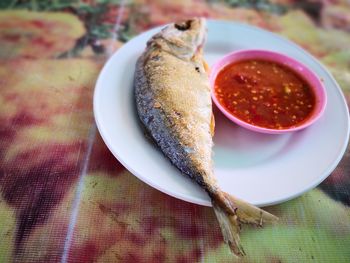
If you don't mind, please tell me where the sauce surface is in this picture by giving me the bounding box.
[214,59,316,129]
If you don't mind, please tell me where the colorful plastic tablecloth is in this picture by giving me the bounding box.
[0,1,349,262]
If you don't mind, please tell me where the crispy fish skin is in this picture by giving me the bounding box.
[134,18,277,256]
[135,20,214,189]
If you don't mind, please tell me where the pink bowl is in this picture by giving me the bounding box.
[210,49,327,134]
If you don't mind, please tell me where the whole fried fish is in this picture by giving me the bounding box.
[134,18,278,256]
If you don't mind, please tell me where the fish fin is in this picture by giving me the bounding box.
[222,192,278,226]
[203,59,210,74]
[212,201,245,257]
[210,114,215,137]
[212,191,278,256]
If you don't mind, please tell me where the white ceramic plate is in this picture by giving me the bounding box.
[94,20,350,207]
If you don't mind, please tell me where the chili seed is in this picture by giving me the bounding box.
[284,85,291,94]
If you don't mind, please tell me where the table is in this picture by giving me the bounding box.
[0,1,349,262]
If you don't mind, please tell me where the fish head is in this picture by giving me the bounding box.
[150,18,207,60]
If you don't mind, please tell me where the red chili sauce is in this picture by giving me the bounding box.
[214,59,316,129]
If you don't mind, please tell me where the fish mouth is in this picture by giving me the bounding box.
[174,18,205,31]
[175,18,206,53]
[174,20,192,31]
[152,18,207,60]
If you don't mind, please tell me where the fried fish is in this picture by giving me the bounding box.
[134,18,278,256]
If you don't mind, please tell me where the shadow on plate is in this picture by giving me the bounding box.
[213,106,298,169]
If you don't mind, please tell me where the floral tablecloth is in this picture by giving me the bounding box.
[0,1,349,262]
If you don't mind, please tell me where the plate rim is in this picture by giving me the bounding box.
[94,19,350,207]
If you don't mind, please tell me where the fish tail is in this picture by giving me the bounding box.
[212,200,246,256]
[211,191,278,256]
